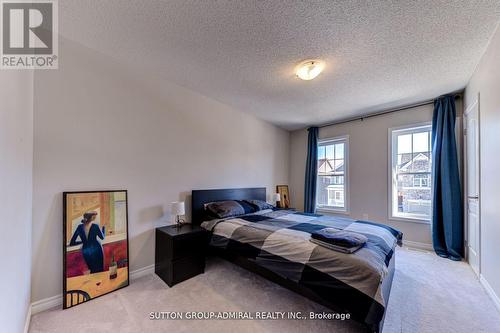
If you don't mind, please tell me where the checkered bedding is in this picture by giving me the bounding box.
[201,209,402,329]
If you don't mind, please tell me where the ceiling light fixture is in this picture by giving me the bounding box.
[295,59,325,81]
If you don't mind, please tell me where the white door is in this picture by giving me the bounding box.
[465,99,480,276]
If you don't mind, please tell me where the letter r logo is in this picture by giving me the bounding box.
[2,2,53,54]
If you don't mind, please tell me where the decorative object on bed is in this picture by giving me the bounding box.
[431,95,463,261]
[63,190,129,309]
[276,185,291,208]
[271,193,281,207]
[311,228,368,247]
[171,201,186,227]
[310,238,363,254]
[304,126,319,213]
[310,228,368,254]
[192,188,402,333]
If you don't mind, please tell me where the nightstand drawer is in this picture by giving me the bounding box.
[171,234,207,260]
[170,255,205,285]
[157,256,205,287]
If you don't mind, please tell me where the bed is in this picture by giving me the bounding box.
[192,187,401,332]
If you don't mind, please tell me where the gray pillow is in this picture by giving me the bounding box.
[244,199,274,211]
[205,200,245,218]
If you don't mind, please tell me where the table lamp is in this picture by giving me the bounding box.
[171,201,185,227]
[272,193,281,208]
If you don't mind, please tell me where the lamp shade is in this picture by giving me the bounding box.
[272,193,281,202]
[171,201,185,216]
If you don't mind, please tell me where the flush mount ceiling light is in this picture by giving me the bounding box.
[295,59,325,81]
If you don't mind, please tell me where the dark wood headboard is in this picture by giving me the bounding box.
[191,187,266,225]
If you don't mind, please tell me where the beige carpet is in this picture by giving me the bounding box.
[29,248,500,333]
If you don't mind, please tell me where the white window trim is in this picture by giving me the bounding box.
[388,122,432,224]
[316,135,350,214]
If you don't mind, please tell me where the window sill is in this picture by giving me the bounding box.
[389,216,431,225]
[316,208,350,215]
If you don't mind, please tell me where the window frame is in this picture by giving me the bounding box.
[388,122,432,224]
[316,135,350,214]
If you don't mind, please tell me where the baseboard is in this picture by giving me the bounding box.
[130,264,155,280]
[480,274,500,313]
[23,304,32,333]
[403,240,433,251]
[31,264,156,315]
[31,294,61,315]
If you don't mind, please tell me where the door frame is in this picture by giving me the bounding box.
[463,93,481,275]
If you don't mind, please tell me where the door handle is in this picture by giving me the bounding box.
[468,196,479,199]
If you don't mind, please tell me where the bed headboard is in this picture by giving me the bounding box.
[191,187,266,225]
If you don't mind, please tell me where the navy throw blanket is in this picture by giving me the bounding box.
[311,228,368,248]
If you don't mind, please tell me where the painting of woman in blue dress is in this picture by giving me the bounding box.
[69,211,106,273]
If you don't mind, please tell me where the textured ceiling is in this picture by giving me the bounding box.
[59,1,500,130]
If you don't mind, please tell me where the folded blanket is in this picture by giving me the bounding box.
[311,228,368,248]
[310,238,364,254]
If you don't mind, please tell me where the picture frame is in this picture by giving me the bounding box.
[276,185,291,209]
[63,190,130,309]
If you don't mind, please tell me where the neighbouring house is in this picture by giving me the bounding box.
[396,152,432,217]
[317,158,345,208]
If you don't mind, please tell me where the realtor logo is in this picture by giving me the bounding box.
[1,0,58,69]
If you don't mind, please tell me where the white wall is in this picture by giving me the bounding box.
[0,71,33,332]
[31,39,290,303]
[289,102,462,246]
[465,23,500,301]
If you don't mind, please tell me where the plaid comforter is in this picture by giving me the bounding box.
[201,209,402,329]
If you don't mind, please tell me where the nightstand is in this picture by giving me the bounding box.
[155,224,209,287]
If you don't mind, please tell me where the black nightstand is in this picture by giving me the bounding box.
[155,224,209,287]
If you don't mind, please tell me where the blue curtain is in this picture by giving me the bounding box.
[304,127,319,213]
[431,95,463,261]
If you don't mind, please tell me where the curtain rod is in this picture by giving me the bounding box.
[318,94,462,129]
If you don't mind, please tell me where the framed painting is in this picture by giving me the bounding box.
[276,185,291,209]
[63,190,129,309]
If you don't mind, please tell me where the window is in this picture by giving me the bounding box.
[316,136,349,212]
[413,174,430,187]
[390,124,432,221]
